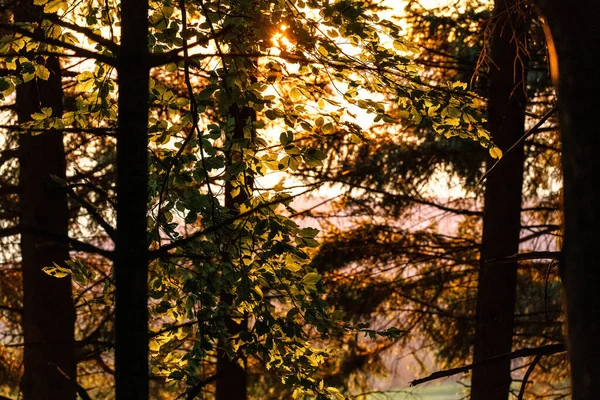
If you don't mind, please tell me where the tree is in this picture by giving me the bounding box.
[537,1,600,398]
[14,2,76,398]
[471,1,528,398]
[113,0,150,397]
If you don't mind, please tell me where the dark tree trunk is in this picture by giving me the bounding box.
[15,4,76,398]
[215,294,248,400]
[537,1,600,398]
[114,0,149,397]
[215,102,255,400]
[471,1,527,399]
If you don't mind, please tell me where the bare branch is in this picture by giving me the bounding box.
[479,106,558,184]
[486,251,561,263]
[517,354,542,400]
[65,186,116,242]
[410,343,565,386]
[51,363,93,400]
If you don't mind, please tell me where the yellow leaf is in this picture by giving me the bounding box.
[322,122,334,134]
[42,264,72,278]
[290,87,301,102]
[5,60,17,70]
[149,340,161,352]
[393,40,407,52]
[76,71,95,92]
[35,65,50,80]
[327,387,345,400]
[451,81,468,90]
[43,0,66,13]
[31,112,46,121]
[489,146,503,159]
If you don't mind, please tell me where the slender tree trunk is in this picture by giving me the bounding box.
[537,1,600,398]
[114,0,149,397]
[216,102,254,400]
[14,4,76,399]
[471,2,527,399]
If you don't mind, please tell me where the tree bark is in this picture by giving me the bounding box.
[537,1,600,398]
[471,1,527,399]
[15,4,76,398]
[114,0,149,398]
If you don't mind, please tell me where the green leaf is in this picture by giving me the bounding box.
[280,131,293,146]
[302,272,321,285]
[298,227,319,238]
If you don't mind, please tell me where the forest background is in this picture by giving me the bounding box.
[0,0,598,399]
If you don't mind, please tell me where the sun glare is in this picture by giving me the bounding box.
[270,24,294,54]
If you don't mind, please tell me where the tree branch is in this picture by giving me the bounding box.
[486,251,561,263]
[150,188,316,257]
[0,304,22,315]
[0,23,115,66]
[20,224,113,259]
[409,343,565,386]
[0,185,18,196]
[479,106,558,184]
[0,125,116,136]
[65,186,116,242]
[183,374,219,400]
[0,226,19,238]
[51,363,93,400]
[517,354,542,400]
[40,13,118,53]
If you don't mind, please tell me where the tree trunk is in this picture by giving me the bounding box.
[15,4,76,398]
[114,0,149,397]
[471,1,527,399]
[537,1,600,398]
[215,102,254,400]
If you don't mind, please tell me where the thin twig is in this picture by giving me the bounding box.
[50,363,93,400]
[479,106,557,184]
